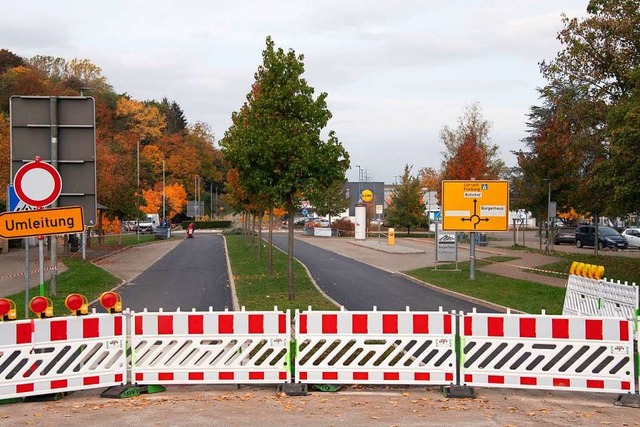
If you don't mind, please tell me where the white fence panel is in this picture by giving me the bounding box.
[562,275,601,316]
[0,314,127,400]
[460,312,635,394]
[131,309,290,384]
[599,279,639,319]
[295,308,456,385]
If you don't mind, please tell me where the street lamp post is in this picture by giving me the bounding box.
[356,165,362,198]
[137,140,140,243]
[162,159,166,224]
[544,178,551,255]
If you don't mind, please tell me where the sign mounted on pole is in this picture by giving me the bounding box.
[10,96,97,226]
[13,157,62,208]
[0,206,84,239]
[441,180,509,232]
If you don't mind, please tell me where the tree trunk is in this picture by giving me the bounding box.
[258,212,263,261]
[251,213,256,249]
[268,207,274,275]
[287,203,295,301]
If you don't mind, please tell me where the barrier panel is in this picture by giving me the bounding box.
[460,311,635,394]
[0,313,126,400]
[563,274,639,319]
[131,308,290,384]
[295,308,456,385]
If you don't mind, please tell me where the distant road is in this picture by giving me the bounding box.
[118,234,232,312]
[272,235,495,313]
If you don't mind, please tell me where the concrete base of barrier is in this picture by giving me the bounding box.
[614,394,640,408]
[442,385,476,399]
[279,383,308,396]
[101,384,166,399]
[23,392,67,402]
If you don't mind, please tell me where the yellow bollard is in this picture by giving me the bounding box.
[388,228,395,245]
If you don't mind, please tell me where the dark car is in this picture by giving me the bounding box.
[554,226,576,245]
[574,225,628,250]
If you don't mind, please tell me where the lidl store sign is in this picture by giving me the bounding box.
[441,180,509,232]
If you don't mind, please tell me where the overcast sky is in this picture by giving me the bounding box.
[2,0,588,184]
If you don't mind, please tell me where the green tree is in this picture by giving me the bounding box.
[385,165,425,235]
[222,36,349,300]
[308,178,350,222]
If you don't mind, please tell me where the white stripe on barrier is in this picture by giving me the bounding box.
[131,309,290,385]
[460,312,634,394]
[0,314,127,400]
[295,308,456,385]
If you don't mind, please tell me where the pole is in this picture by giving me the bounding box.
[210,183,213,218]
[545,179,551,255]
[137,140,140,243]
[470,232,476,280]
[215,186,218,219]
[49,96,58,296]
[24,241,29,319]
[162,159,166,223]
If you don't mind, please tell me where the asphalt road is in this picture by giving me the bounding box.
[118,234,232,312]
[272,235,496,313]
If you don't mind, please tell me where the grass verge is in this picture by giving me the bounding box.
[4,257,121,319]
[406,259,566,314]
[225,234,337,311]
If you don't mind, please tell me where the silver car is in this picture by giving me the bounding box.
[622,227,640,248]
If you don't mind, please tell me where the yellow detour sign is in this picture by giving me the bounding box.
[442,180,509,231]
[361,189,373,202]
[0,206,84,239]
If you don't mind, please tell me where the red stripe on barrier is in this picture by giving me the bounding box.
[158,315,173,335]
[248,314,264,334]
[219,315,234,334]
[50,320,67,341]
[299,372,307,380]
[279,314,287,334]
[249,372,264,380]
[136,373,143,381]
[414,373,430,381]
[353,372,368,380]
[444,314,452,334]
[464,374,472,383]
[322,372,338,380]
[135,316,143,335]
[464,317,472,336]
[219,372,234,380]
[352,314,368,334]
[520,318,536,338]
[322,314,337,334]
[279,372,287,380]
[83,318,99,338]
[553,378,570,387]
[384,372,399,381]
[622,381,631,390]
[17,323,32,344]
[382,314,398,334]
[299,314,307,334]
[413,314,428,334]
[115,374,123,383]
[620,321,629,341]
[585,319,603,340]
[520,377,537,385]
[445,373,453,382]
[188,315,204,334]
[487,317,503,337]
[189,372,204,380]
[159,373,173,381]
[488,375,504,384]
[114,316,123,337]
[84,376,99,385]
[552,318,569,339]
[16,383,34,393]
[586,380,604,389]
[51,379,67,389]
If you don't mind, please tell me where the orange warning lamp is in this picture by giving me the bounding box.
[0,298,17,321]
[99,291,122,313]
[65,293,89,316]
[29,296,53,318]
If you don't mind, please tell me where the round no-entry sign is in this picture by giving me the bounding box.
[14,158,62,208]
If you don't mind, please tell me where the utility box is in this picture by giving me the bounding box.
[388,228,395,245]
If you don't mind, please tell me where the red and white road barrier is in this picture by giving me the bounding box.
[0,314,126,400]
[131,308,290,384]
[295,307,456,385]
[460,311,634,394]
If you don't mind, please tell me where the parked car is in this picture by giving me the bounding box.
[574,225,628,250]
[621,227,640,248]
[554,226,576,245]
[305,218,330,227]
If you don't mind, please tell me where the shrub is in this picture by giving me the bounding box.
[332,217,355,231]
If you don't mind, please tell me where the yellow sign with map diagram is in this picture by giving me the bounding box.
[441,180,509,232]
